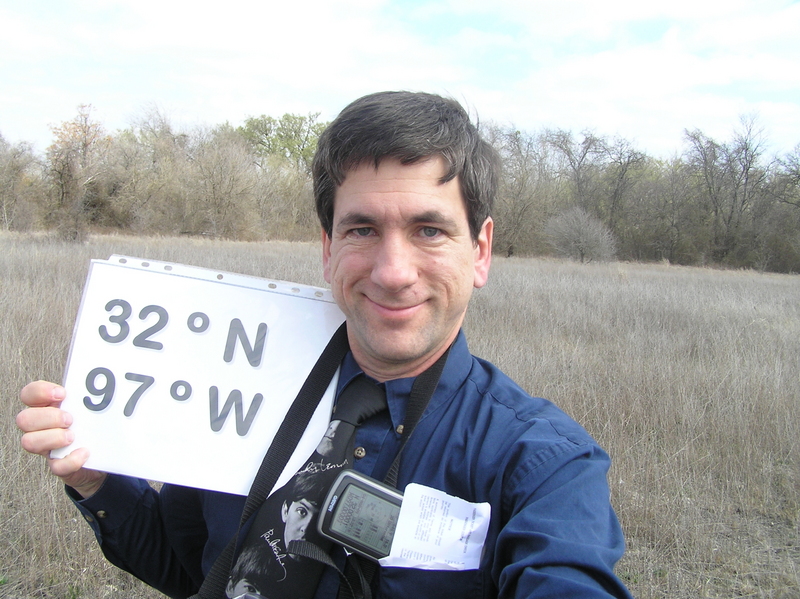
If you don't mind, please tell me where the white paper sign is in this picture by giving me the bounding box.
[52,256,345,496]
[381,484,491,570]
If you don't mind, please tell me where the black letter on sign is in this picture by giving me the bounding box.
[84,367,115,411]
[99,299,131,343]
[133,305,168,350]
[209,386,264,436]
[223,319,268,367]
[123,373,155,416]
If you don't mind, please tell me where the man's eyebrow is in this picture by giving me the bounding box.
[409,210,457,228]
[335,210,460,230]
[336,212,378,228]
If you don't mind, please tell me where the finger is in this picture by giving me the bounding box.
[16,405,73,434]
[20,380,66,408]
[47,447,90,479]
[47,450,108,498]
[19,427,75,456]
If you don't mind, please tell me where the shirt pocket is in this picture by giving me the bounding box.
[378,566,485,599]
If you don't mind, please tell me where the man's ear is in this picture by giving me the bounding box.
[281,501,289,523]
[473,217,493,289]
[321,227,332,284]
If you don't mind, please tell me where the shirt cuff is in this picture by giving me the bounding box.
[66,474,152,542]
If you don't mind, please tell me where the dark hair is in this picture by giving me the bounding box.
[227,545,270,587]
[285,469,328,506]
[312,91,500,241]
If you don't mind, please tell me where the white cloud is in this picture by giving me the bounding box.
[0,0,798,157]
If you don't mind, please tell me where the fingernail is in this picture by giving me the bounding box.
[63,412,74,427]
[53,386,66,400]
[65,430,75,444]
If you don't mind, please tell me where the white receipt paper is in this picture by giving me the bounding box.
[380,484,490,570]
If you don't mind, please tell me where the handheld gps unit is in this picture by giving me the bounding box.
[318,470,403,561]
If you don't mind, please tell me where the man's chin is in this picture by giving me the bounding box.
[360,334,436,367]
[348,317,455,373]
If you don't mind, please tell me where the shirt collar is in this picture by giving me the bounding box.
[335,330,473,430]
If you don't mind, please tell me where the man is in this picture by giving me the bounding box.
[17,91,632,598]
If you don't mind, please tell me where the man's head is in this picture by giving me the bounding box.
[225,546,269,598]
[280,471,327,548]
[313,91,499,242]
[315,91,497,381]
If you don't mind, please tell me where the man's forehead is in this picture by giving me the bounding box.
[338,155,449,184]
[332,156,463,214]
[344,154,444,172]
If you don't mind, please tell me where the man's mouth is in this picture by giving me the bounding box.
[366,296,424,318]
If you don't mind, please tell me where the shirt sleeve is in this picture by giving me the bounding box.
[67,474,202,598]
[494,439,632,599]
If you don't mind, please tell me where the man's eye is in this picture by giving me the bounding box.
[352,227,373,237]
[421,227,441,238]
[297,507,308,518]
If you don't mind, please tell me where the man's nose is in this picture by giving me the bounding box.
[370,234,418,291]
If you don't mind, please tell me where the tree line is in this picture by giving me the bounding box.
[2,105,799,272]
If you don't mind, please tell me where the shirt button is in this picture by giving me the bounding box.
[96,510,107,519]
[354,447,367,459]
[396,424,404,435]
[83,514,94,523]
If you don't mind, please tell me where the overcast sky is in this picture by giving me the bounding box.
[1,0,798,158]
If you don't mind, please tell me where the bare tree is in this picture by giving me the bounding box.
[489,125,563,256]
[598,137,646,234]
[45,105,111,240]
[544,206,617,262]
[638,157,699,264]
[254,156,316,240]
[684,117,770,263]
[187,125,260,239]
[545,128,604,210]
[0,134,43,231]
[774,144,800,209]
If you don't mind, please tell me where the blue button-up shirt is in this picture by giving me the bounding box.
[71,331,631,598]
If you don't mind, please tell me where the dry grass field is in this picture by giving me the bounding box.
[1,231,798,598]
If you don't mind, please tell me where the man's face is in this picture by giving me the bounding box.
[281,498,318,546]
[314,419,341,456]
[322,156,492,381]
[227,577,261,598]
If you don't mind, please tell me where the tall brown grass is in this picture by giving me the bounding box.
[1,232,798,598]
